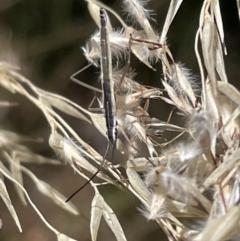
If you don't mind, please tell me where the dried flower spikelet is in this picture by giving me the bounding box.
[214,174,240,215]
[139,192,167,220]
[177,142,203,163]
[163,64,198,114]
[131,41,161,65]
[218,93,235,124]
[112,68,141,93]
[187,110,217,166]
[49,132,73,167]
[159,172,205,207]
[161,79,193,115]
[116,115,142,157]
[144,165,165,186]
[170,64,199,101]
[49,131,62,151]
[228,181,240,209]
[123,114,156,157]
[0,67,18,93]
[145,44,163,64]
[211,189,227,218]
[89,29,129,61]
[188,110,212,149]
[158,146,179,162]
[197,206,240,241]
[116,94,140,112]
[146,167,211,211]
[229,171,240,206]
[177,141,212,182]
[49,132,83,168]
[87,0,112,31]
[87,0,102,28]
[114,94,145,158]
[109,30,130,56]
[218,93,240,146]
[121,138,139,159]
[119,89,159,110]
[122,0,157,41]
[121,8,161,62]
[122,0,152,20]
[82,41,100,66]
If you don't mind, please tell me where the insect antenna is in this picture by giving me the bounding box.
[65,142,110,202]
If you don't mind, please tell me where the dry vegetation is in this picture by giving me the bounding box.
[0,0,240,240]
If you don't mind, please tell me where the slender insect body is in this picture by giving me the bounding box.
[103,84,118,143]
[100,8,118,144]
[66,8,119,202]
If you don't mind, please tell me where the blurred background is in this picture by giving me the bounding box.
[0,0,239,240]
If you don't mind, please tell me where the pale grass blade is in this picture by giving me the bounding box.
[160,0,183,44]
[201,15,217,88]
[0,101,18,107]
[90,193,104,241]
[90,113,108,139]
[0,62,19,71]
[237,0,240,21]
[5,150,79,215]
[40,95,91,123]
[0,162,77,240]
[203,148,240,189]
[0,130,42,143]
[127,167,150,202]
[146,121,185,132]
[13,151,59,165]
[218,81,240,106]
[131,45,156,70]
[57,233,78,241]
[9,155,27,205]
[215,35,228,83]
[103,202,127,241]
[198,206,240,241]
[125,157,159,170]
[211,0,227,54]
[87,0,112,31]
[22,166,79,215]
[0,172,22,232]
[2,150,27,206]
[168,199,207,218]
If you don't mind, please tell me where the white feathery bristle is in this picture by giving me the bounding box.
[82,41,100,66]
[188,110,209,138]
[177,142,203,163]
[145,165,165,186]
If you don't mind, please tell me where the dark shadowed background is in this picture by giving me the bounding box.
[0,0,239,240]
